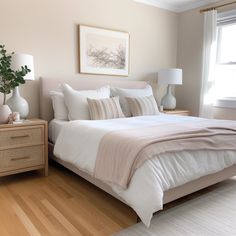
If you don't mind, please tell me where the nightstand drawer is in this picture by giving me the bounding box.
[0,126,43,149]
[0,145,44,171]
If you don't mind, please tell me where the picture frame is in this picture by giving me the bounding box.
[79,25,130,76]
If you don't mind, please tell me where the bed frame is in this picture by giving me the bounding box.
[40,77,236,206]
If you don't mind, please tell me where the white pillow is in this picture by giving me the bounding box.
[111,85,153,117]
[50,91,69,120]
[61,83,110,120]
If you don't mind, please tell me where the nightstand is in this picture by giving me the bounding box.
[162,110,190,116]
[0,119,48,177]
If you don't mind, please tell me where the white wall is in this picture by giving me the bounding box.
[0,0,178,118]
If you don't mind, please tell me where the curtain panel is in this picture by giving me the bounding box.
[199,10,217,118]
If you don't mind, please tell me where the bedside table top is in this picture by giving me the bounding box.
[162,110,190,115]
[0,119,47,129]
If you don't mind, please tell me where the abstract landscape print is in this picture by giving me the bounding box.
[79,25,129,76]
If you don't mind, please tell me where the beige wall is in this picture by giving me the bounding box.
[176,9,203,116]
[176,0,236,119]
[0,0,178,118]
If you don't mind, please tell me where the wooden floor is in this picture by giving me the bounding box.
[1,162,231,236]
[0,162,137,236]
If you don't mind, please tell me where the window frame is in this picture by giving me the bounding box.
[214,11,236,107]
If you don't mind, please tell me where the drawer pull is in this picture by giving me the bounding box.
[11,156,30,161]
[10,135,29,139]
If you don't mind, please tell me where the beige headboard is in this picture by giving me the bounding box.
[39,77,148,122]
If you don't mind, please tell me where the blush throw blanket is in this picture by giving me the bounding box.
[95,119,236,189]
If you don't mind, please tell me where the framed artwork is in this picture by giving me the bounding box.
[79,25,130,76]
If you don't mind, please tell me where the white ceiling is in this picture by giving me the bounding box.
[134,0,223,13]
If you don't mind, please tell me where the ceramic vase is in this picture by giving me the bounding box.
[0,105,12,124]
[6,87,29,119]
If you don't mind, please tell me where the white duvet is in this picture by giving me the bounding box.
[54,115,236,226]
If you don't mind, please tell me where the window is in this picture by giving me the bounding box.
[217,24,236,64]
[215,11,236,102]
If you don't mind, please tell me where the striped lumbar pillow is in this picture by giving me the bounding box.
[126,95,160,116]
[87,96,125,120]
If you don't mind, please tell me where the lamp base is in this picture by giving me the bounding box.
[161,84,176,110]
[6,87,29,119]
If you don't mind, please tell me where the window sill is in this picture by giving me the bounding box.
[214,98,236,109]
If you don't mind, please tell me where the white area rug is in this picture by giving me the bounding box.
[115,178,236,236]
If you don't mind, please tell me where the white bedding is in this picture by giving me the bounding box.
[53,115,236,226]
[49,119,68,143]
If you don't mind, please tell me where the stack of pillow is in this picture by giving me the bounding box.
[50,83,160,121]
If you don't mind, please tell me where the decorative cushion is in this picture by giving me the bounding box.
[87,97,124,120]
[61,83,110,120]
[111,85,153,117]
[50,91,68,120]
[126,95,160,116]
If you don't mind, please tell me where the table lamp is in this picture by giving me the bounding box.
[158,68,182,110]
[6,53,34,119]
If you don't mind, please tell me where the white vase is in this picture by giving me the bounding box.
[161,84,176,110]
[6,87,29,119]
[0,105,12,124]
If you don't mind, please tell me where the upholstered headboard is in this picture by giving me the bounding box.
[39,77,148,122]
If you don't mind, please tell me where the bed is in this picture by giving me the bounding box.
[40,77,236,227]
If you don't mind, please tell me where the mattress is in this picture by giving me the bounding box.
[49,119,68,143]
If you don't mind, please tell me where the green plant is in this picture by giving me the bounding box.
[0,45,31,105]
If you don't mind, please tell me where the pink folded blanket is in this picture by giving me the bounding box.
[95,119,236,189]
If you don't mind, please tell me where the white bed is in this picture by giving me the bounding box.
[40,77,236,227]
[50,115,236,226]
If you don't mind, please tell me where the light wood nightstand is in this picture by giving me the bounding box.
[162,110,190,116]
[0,119,48,177]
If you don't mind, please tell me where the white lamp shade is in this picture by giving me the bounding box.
[158,68,182,85]
[11,53,35,80]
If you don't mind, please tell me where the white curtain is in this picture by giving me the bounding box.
[199,10,217,118]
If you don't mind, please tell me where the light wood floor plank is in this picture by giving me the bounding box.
[42,188,95,236]
[0,187,31,236]
[27,196,62,236]
[13,201,41,236]
[42,199,83,236]
[13,195,51,236]
[29,194,76,236]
